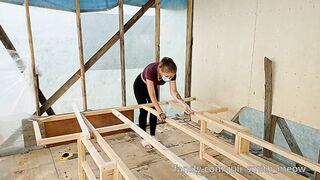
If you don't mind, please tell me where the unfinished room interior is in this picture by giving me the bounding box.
[0,0,319,179]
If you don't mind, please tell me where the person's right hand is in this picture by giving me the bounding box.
[158,112,166,121]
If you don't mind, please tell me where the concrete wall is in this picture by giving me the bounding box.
[192,0,320,130]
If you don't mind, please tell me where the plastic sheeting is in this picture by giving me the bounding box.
[0,45,36,117]
[0,0,187,12]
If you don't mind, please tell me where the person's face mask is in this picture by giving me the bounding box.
[162,75,171,82]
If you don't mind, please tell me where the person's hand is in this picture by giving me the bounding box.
[184,104,195,115]
[158,111,166,122]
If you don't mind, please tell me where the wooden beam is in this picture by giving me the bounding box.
[0,25,55,115]
[118,0,126,106]
[203,153,248,180]
[238,131,320,172]
[82,113,137,180]
[73,104,90,139]
[263,57,275,157]
[37,133,81,146]
[185,0,194,98]
[112,109,208,180]
[75,0,88,111]
[24,0,40,116]
[38,0,156,115]
[277,117,303,156]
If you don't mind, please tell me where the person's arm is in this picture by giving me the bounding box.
[169,80,194,114]
[146,79,164,117]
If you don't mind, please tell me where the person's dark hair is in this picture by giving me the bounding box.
[159,57,177,73]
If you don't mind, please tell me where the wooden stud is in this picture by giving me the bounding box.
[24,0,40,116]
[263,57,275,157]
[82,138,108,170]
[199,120,207,159]
[75,0,88,111]
[38,0,156,115]
[112,108,208,180]
[185,0,194,99]
[78,138,86,180]
[203,153,248,180]
[118,0,126,106]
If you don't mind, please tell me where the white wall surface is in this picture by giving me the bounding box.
[192,0,320,129]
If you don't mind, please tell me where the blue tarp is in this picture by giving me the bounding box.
[0,0,187,12]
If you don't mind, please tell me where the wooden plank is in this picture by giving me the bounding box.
[112,109,208,180]
[82,161,97,180]
[143,105,302,179]
[82,138,107,170]
[78,139,86,180]
[185,0,194,99]
[73,104,90,139]
[277,117,303,156]
[24,0,40,116]
[38,0,156,115]
[118,0,126,106]
[82,114,137,180]
[263,57,275,157]
[238,131,320,172]
[97,124,130,134]
[38,97,195,122]
[198,107,228,114]
[203,153,248,180]
[75,0,88,111]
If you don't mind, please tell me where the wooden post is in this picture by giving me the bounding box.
[24,0,40,116]
[199,119,207,159]
[185,0,194,99]
[155,0,161,99]
[38,0,155,115]
[75,0,88,111]
[263,57,276,157]
[77,138,86,180]
[118,0,126,106]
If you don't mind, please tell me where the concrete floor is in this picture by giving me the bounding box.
[0,121,262,180]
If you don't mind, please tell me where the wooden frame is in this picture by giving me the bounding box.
[118,0,126,106]
[32,98,320,179]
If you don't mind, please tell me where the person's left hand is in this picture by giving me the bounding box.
[184,104,195,115]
